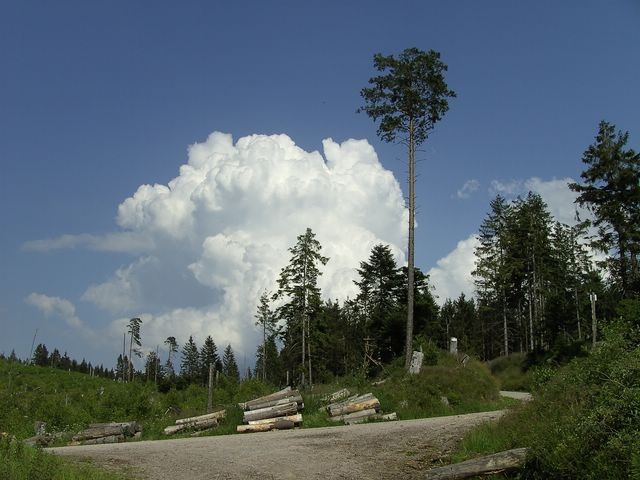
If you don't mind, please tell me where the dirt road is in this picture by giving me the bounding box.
[50,410,506,479]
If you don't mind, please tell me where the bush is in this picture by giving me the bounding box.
[457,316,640,479]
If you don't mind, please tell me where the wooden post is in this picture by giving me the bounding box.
[286,370,289,386]
[207,363,214,413]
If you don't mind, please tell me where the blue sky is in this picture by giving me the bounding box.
[1,1,638,369]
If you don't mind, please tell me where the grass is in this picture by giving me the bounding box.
[0,436,128,480]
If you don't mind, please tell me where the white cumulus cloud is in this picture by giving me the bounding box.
[68,132,408,359]
[26,293,84,329]
[428,235,479,304]
[456,179,480,199]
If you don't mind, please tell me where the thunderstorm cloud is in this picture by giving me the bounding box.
[34,132,409,358]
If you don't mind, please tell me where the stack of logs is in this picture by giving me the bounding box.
[325,392,397,425]
[237,386,303,433]
[70,421,142,445]
[163,409,226,435]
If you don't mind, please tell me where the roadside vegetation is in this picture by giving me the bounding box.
[0,345,509,442]
[452,305,640,479]
[0,435,127,480]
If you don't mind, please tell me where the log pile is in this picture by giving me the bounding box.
[163,409,226,435]
[324,392,397,425]
[237,387,304,433]
[70,421,142,445]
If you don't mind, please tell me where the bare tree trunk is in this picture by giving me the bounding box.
[575,288,582,340]
[502,291,508,356]
[528,289,534,351]
[405,117,415,369]
[207,363,214,413]
[122,332,126,382]
[128,333,134,382]
[308,337,313,386]
[262,315,267,381]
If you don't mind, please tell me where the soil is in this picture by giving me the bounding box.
[49,410,506,479]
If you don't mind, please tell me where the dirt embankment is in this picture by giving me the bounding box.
[50,410,506,480]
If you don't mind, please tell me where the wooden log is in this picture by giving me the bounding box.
[321,394,358,412]
[87,421,139,431]
[273,419,295,430]
[245,394,303,411]
[242,401,299,423]
[346,411,398,425]
[175,409,226,425]
[238,387,292,410]
[329,408,377,423]
[329,396,380,417]
[73,425,134,441]
[237,423,275,433]
[423,448,529,480]
[322,388,351,403]
[325,393,370,413]
[163,418,218,435]
[378,412,397,421]
[248,414,303,425]
[79,434,125,446]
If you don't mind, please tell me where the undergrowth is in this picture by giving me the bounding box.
[452,314,640,479]
[0,436,126,480]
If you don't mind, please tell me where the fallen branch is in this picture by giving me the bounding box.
[423,448,529,480]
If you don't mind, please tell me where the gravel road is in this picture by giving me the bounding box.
[49,410,506,480]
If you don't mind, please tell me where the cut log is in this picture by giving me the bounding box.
[329,408,377,423]
[79,434,125,446]
[325,393,372,413]
[328,397,380,417]
[273,419,295,430]
[346,411,398,425]
[87,421,139,431]
[72,424,138,441]
[423,448,529,480]
[238,387,292,410]
[248,414,303,426]
[163,418,218,435]
[175,410,226,425]
[245,394,303,411]
[243,401,299,423]
[322,388,351,403]
[237,423,275,433]
[378,412,397,421]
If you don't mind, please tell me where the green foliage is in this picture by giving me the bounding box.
[274,227,329,385]
[570,121,640,298]
[359,47,456,146]
[0,436,125,480]
[456,316,640,479]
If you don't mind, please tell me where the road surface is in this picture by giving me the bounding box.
[50,410,506,480]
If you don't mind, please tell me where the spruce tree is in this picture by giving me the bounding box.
[180,336,199,383]
[274,228,328,386]
[199,335,221,384]
[164,336,178,378]
[222,344,239,381]
[32,343,49,366]
[254,292,278,381]
[570,121,640,298]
